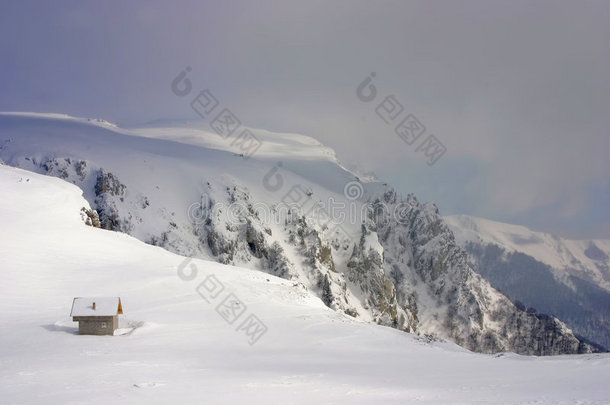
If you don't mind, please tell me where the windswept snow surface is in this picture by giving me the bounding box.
[1,166,609,403]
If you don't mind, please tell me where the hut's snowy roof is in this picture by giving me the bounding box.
[70,297,123,317]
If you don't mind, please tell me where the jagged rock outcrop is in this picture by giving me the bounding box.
[80,207,101,228]
[345,224,399,326]
[94,169,131,232]
[368,189,591,355]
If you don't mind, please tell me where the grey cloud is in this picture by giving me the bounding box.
[1,0,608,237]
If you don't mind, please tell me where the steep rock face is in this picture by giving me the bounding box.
[344,224,403,327]
[1,152,593,355]
[191,182,391,322]
[367,190,590,355]
[94,169,131,232]
[198,184,295,279]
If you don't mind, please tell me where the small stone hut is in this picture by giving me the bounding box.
[70,297,123,335]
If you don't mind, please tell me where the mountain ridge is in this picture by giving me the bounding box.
[0,111,595,355]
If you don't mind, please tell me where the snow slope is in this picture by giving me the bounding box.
[2,164,610,404]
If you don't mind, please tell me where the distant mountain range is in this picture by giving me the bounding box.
[446,215,610,350]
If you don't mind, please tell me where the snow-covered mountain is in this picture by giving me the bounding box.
[446,214,610,350]
[0,112,594,355]
[3,162,609,404]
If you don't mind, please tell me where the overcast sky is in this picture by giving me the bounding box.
[1,0,609,238]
